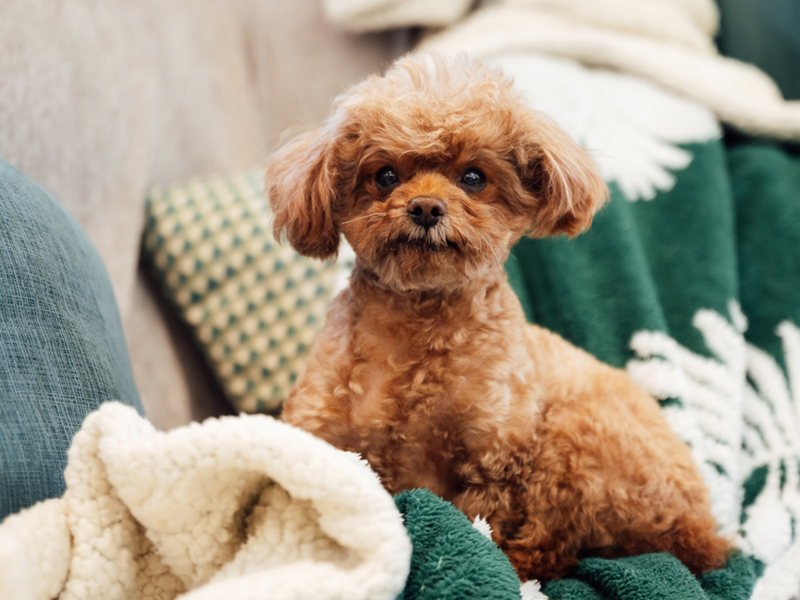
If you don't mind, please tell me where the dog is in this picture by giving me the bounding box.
[265,53,731,581]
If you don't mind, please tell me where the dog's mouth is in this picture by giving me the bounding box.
[389,235,460,254]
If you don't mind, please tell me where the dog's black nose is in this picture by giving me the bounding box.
[407,197,447,230]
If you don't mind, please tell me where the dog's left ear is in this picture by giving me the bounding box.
[515,116,608,237]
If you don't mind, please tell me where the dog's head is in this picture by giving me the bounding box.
[266,53,607,292]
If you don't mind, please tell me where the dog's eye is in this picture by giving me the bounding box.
[460,168,487,191]
[375,167,399,190]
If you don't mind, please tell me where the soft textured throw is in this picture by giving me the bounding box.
[0,402,412,600]
[544,552,761,600]
[394,490,523,600]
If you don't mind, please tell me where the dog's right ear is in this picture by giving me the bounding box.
[265,127,343,259]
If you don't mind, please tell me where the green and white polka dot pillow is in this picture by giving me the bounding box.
[141,170,353,414]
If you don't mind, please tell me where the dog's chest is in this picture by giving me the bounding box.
[350,316,516,420]
[344,314,535,496]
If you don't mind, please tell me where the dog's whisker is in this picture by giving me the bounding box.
[340,213,388,226]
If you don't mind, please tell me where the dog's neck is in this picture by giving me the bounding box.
[348,262,517,329]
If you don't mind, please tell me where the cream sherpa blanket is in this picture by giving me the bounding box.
[0,402,411,600]
[325,0,800,142]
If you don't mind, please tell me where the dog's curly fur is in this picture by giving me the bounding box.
[266,53,732,581]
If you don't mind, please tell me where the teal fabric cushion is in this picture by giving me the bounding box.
[0,159,143,520]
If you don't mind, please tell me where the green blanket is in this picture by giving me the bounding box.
[395,489,522,599]
[504,140,800,600]
[544,552,761,600]
[395,490,762,600]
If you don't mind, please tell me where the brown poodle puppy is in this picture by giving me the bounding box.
[265,53,731,581]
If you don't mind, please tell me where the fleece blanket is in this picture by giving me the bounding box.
[0,403,528,600]
[0,402,413,600]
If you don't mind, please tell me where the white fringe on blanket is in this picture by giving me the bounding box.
[628,302,800,600]
[0,403,411,600]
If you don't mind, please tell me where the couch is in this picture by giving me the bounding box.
[0,0,408,430]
